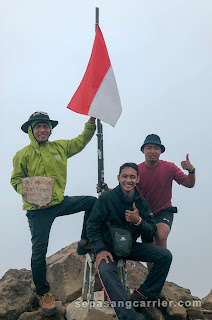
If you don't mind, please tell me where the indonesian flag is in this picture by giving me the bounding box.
[67,26,122,127]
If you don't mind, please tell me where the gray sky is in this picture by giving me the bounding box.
[1,0,211,299]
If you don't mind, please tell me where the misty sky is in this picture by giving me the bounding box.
[1,0,211,299]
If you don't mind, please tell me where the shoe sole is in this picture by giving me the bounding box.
[42,307,57,316]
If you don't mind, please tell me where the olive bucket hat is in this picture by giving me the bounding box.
[140,134,165,153]
[21,111,58,133]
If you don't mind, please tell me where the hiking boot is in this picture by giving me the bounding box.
[156,290,167,310]
[77,239,92,255]
[131,289,149,303]
[131,289,149,314]
[39,292,57,316]
[159,290,167,301]
[131,289,163,320]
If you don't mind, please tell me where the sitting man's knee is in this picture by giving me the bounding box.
[98,257,113,274]
[163,248,173,263]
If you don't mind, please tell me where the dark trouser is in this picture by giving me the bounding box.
[26,195,96,296]
[98,242,172,320]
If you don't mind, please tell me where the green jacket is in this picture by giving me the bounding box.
[11,120,96,211]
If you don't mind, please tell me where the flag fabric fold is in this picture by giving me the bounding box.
[67,25,122,127]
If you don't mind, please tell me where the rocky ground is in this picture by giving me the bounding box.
[0,242,211,320]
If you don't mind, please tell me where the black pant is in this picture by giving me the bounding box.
[98,242,172,320]
[27,195,96,296]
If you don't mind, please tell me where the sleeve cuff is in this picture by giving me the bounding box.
[85,120,96,129]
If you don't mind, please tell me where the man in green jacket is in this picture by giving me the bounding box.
[11,111,97,316]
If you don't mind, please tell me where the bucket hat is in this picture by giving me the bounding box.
[140,134,165,153]
[21,111,58,133]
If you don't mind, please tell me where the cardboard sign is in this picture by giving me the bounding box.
[22,176,55,207]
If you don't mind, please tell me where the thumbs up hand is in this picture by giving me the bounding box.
[125,203,140,224]
[181,154,194,172]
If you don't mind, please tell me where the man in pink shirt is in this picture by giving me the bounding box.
[137,134,195,255]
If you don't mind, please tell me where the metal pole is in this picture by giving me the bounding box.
[95,7,104,194]
[95,7,99,31]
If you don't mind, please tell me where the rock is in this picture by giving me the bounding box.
[22,176,55,207]
[0,268,36,320]
[164,281,201,307]
[126,260,148,289]
[186,307,205,319]
[137,305,165,320]
[84,309,115,320]
[165,305,187,320]
[161,282,203,320]
[18,310,42,320]
[202,309,212,320]
[18,301,65,320]
[46,243,102,304]
[203,290,212,310]
[161,285,187,320]
[0,242,211,320]
[66,291,115,320]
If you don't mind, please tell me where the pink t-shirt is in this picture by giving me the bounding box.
[137,160,187,215]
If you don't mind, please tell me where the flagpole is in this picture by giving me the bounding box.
[95,7,104,195]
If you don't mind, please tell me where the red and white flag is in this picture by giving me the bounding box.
[67,26,122,127]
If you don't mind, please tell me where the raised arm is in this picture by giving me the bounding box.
[65,118,96,158]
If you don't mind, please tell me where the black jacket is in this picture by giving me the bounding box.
[87,185,157,256]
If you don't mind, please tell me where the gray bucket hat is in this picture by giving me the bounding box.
[140,134,165,153]
[21,111,58,133]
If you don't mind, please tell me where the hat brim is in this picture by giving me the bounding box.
[140,143,165,153]
[21,120,58,133]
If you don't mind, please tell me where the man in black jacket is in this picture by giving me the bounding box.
[87,163,172,320]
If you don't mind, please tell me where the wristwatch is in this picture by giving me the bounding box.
[189,167,195,174]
